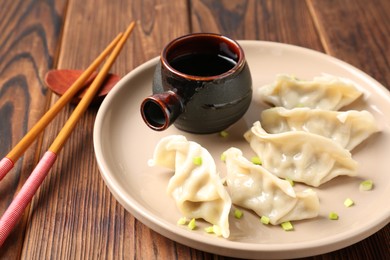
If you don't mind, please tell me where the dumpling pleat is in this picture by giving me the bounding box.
[244,121,358,187]
[223,147,319,224]
[150,135,231,238]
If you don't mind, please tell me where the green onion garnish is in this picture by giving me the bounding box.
[285,178,294,186]
[177,217,187,225]
[220,152,226,162]
[204,225,222,236]
[219,130,229,138]
[281,221,294,231]
[344,198,354,207]
[359,180,373,191]
[192,156,202,166]
[260,216,270,225]
[212,225,222,236]
[187,218,197,230]
[328,212,339,220]
[204,226,214,233]
[251,156,262,165]
[234,209,243,219]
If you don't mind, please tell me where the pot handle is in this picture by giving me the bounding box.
[140,90,184,131]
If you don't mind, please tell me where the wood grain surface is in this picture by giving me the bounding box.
[0,0,66,257]
[0,0,388,259]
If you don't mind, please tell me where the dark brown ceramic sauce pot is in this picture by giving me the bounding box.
[140,33,252,134]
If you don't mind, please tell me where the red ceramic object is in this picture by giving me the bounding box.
[44,69,120,104]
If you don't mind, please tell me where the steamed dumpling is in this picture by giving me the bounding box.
[255,74,362,110]
[261,107,379,150]
[223,147,319,224]
[149,135,231,238]
[244,121,358,187]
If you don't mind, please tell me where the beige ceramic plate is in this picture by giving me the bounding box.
[93,41,390,259]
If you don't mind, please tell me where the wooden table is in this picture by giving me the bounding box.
[0,0,389,259]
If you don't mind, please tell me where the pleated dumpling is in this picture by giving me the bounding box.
[255,74,362,110]
[223,148,319,224]
[149,135,231,238]
[261,107,379,150]
[244,122,358,187]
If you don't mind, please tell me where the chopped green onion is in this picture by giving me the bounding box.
[204,226,214,233]
[219,130,229,138]
[204,225,222,236]
[344,198,354,207]
[296,103,305,108]
[220,152,226,162]
[285,178,294,186]
[251,156,262,165]
[281,221,294,231]
[260,216,270,225]
[187,218,197,230]
[212,225,222,236]
[359,180,373,191]
[234,209,243,219]
[177,217,187,225]
[193,156,202,166]
[328,212,339,220]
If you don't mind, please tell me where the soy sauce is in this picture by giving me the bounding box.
[169,53,237,77]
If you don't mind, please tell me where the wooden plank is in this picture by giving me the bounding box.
[308,0,390,87]
[0,0,67,258]
[20,0,190,259]
[191,0,324,51]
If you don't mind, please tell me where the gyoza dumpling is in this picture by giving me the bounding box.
[255,74,362,110]
[261,107,379,150]
[244,121,358,187]
[223,147,319,224]
[149,135,231,238]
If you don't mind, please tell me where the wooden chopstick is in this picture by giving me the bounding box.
[49,21,135,153]
[0,33,123,181]
[0,21,136,246]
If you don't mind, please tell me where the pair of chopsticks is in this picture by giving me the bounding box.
[0,21,135,246]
